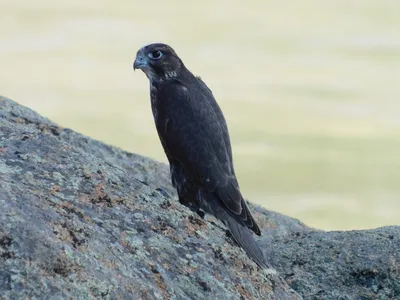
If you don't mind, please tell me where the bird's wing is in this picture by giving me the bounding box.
[157,82,243,215]
[196,77,235,171]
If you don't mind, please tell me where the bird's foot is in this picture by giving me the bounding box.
[195,208,205,219]
[179,198,205,219]
[186,205,205,219]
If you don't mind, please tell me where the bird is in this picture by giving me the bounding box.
[133,43,267,268]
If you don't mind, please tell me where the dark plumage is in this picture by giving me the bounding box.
[133,43,267,268]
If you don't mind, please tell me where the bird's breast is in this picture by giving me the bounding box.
[150,83,159,121]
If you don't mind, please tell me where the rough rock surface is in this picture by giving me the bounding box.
[0,96,399,300]
[263,227,400,299]
[0,96,299,299]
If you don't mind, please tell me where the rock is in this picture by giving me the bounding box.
[262,227,400,299]
[0,96,299,299]
[0,96,399,300]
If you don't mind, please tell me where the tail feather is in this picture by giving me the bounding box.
[198,190,268,268]
[225,214,268,269]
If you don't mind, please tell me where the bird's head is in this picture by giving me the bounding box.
[133,43,184,81]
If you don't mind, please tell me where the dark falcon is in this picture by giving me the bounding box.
[133,43,267,268]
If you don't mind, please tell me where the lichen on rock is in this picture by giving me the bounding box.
[1,96,399,300]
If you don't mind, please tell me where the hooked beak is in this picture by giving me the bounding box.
[133,54,148,71]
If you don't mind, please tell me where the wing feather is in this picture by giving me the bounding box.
[156,81,242,214]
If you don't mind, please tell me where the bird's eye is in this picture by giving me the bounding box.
[148,50,163,60]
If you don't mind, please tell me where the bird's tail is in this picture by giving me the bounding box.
[198,190,268,268]
[224,213,268,269]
